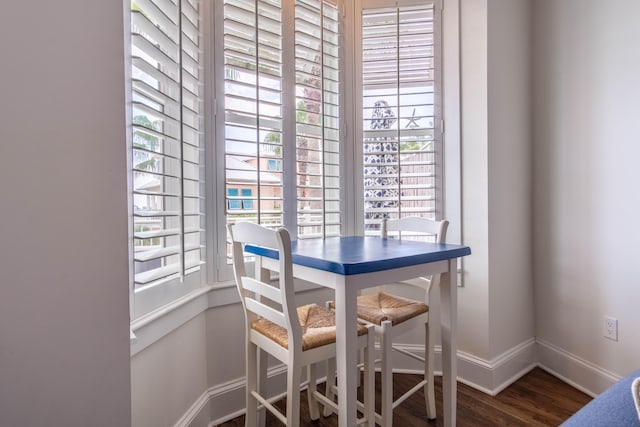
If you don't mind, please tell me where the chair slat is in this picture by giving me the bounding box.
[242,276,283,305]
[231,221,279,248]
[385,216,441,235]
[245,298,287,329]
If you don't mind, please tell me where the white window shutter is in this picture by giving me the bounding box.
[222,0,341,254]
[361,3,440,235]
[295,0,341,239]
[223,0,285,231]
[130,0,204,288]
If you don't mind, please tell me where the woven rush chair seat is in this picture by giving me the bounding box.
[329,292,428,327]
[252,303,369,351]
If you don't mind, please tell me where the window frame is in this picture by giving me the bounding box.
[349,0,444,237]
[212,0,346,282]
[128,0,462,320]
[126,0,206,319]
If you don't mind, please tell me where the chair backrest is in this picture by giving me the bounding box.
[381,217,449,294]
[227,222,302,351]
[381,216,448,244]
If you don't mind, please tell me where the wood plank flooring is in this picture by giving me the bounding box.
[216,368,591,426]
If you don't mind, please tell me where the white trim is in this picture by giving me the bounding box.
[442,0,463,285]
[536,338,621,397]
[173,364,290,427]
[123,0,136,322]
[132,286,213,331]
[133,270,203,318]
[131,284,224,356]
[209,365,289,426]
[281,0,297,239]
[455,339,538,396]
[203,0,219,291]
[345,0,362,236]
[487,341,538,395]
[131,279,331,355]
[173,389,210,427]
[389,338,537,396]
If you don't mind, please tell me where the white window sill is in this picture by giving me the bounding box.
[130,282,238,356]
[130,278,326,356]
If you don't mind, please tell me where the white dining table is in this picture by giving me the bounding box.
[245,235,471,427]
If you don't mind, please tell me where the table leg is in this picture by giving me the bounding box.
[440,258,458,426]
[335,283,359,427]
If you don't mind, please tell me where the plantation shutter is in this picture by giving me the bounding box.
[222,0,341,245]
[130,0,204,287]
[223,0,284,230]
[361,3,439,234]
[295,0,341,238]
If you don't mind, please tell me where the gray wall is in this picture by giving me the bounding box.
[486,0,534,361]
[458,0,534,365]
[533,0,640,385]
[0,1,131,426]
[132,314,209,427]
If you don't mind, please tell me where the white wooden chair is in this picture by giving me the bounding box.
[228,222,375,427]
[328,217,448,426]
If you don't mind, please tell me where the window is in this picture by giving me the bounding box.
[267,158,282,171]
[241,188,255,209]
[226,188,241,209]
[295,0,342,238]
[226,188,254,210]
[223,0,284,230]
[219,0,342,269]
[127,0,452,313]
[358,1,442,236]
[128,0,204,317]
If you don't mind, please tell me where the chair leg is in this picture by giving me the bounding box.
[246,341,259,427]
[380,320,393,427]
[257,349,267,427]
[307,363,320,421]
[425,320,436,419]
[363,325,375,427]
[286,365,301,427]
[323,357,336,416]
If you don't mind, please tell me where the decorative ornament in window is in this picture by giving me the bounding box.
[364,100,400,231]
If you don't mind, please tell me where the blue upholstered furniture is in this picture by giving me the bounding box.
[561,370,640,426]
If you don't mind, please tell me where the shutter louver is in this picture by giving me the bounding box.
[131,0,204,287]
[362,4,437,234]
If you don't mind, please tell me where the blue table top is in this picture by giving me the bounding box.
[244,236,471,276]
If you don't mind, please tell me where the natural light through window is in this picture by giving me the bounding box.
[361,4,439,236]
[222,0,341,264]
[127,0,447,315]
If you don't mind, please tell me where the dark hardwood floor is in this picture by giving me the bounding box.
[216,368,591,426]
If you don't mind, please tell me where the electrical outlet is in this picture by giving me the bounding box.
[604,316,618,341]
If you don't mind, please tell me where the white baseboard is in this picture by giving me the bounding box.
[173,365,289,427]
[536,338,621,397]
[390,338,537,396]
[173,389,211,427]
[457,338,538,396]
